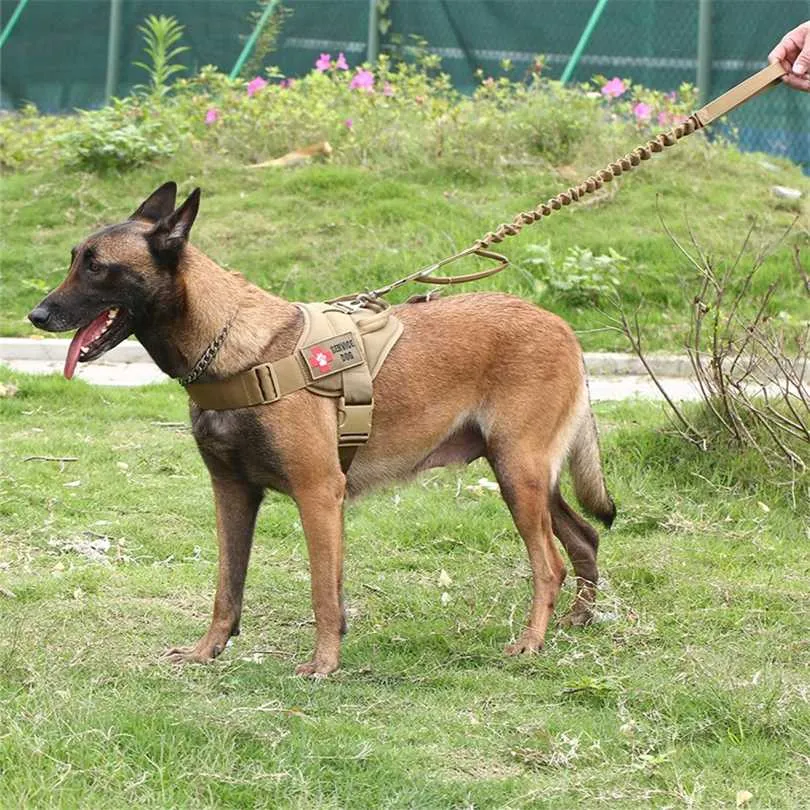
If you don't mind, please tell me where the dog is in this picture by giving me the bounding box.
[28,182,615,677]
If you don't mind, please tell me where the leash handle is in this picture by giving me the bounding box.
[346,62,787,304]
[695,61,786,127]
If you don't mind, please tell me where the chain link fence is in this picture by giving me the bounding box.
[1,0,808,169]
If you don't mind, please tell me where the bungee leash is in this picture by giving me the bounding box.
[338,61,787,307]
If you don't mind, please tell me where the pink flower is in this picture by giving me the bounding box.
[601,77,626,98]
[279,78,294,89]
[247,76,268,97]
[633,102,651,121]
[204,107,219,125]
[657,110,671,127]
[349,69,374,91]
[335,52,349,71]
[383,82,394,97]
[315,52,331,72]
[344,118,353,129]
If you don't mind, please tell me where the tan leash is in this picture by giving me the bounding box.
[340,61,787,306]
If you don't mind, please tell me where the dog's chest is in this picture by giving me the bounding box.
[191,407,289,491]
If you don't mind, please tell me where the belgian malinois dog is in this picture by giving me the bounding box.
[29,182,615,677]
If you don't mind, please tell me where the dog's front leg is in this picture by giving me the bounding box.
[293,474,346,678]
[165,477,263,664]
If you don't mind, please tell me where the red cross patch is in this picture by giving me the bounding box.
[308,346,334,373]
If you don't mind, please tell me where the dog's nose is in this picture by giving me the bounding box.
[28,306,52,328]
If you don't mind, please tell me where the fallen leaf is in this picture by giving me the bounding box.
[736,790,753,807]
[438,569,452,587]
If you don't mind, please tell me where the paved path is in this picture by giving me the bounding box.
[0,338,702,401]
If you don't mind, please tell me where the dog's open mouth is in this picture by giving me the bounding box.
[64,307,133,379]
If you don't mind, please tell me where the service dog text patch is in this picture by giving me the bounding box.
[300,332,364,380]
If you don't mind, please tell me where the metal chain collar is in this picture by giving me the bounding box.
[178,314,236,387]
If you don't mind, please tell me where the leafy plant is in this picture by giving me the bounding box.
[241,1,292,79]
[134,15,189,97]
[525,241,625,305]
[53,104,175,171]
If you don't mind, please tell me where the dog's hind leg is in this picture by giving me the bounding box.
[550,488,600,627]
[164,477,263,664]
[292,474,347,678]
[490,450,566,655]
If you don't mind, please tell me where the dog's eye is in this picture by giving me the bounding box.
[86,261,104,275]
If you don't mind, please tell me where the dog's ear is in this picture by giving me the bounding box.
[147,188,201,257]
[130,181,178,222]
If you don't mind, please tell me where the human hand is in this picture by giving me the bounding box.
[768,21,810,91]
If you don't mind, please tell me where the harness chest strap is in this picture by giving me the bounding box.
[184,301,403,470]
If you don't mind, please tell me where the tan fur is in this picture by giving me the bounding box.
[249,141,333,169]
[31,185,615,677]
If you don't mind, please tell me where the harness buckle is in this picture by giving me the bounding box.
[252,364,280,403]
[337,398,373,446]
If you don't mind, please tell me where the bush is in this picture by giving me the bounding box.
[0,23,699,175]
[53,104,177,172]
[524,240,625,305]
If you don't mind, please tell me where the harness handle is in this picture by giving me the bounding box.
[413,247,510,285]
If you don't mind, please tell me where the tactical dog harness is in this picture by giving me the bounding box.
[185,300,403,470]
[180,62,787,471]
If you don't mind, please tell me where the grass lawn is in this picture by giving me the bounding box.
[1,367,808,808]
[1,136,808,351]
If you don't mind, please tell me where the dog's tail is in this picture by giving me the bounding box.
[566,386,616,528]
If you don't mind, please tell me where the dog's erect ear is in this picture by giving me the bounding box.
[148,188,201,257]
[130,181,178,222]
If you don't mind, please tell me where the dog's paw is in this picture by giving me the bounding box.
[504,633,544,656]
[558,609,594,628]
[162,642,223,665]
[294,658,339,678]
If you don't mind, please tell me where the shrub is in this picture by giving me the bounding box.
[525,240,625,305]
[0,16,700,175]
[615,225,810,484]
[52,103,177,172]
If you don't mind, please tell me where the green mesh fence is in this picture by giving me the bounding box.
[1,0,808,169]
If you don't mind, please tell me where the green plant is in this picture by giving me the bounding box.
[241,1,292,79]
[525,241,625,305]
[53,103,176,171]
[134,14,189,97]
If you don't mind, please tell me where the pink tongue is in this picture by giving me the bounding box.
[64,310,112,379]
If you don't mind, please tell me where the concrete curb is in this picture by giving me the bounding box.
[0,338,693,378]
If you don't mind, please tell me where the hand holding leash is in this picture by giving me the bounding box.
[769,21,810,92]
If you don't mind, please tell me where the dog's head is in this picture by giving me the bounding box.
[28,182,200,378]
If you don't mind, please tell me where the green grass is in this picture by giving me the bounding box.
[1,136,808,351]
[1,367,808,808]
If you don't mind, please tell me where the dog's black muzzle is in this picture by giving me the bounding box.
[27,292,105,333]
[28,305,54,329]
